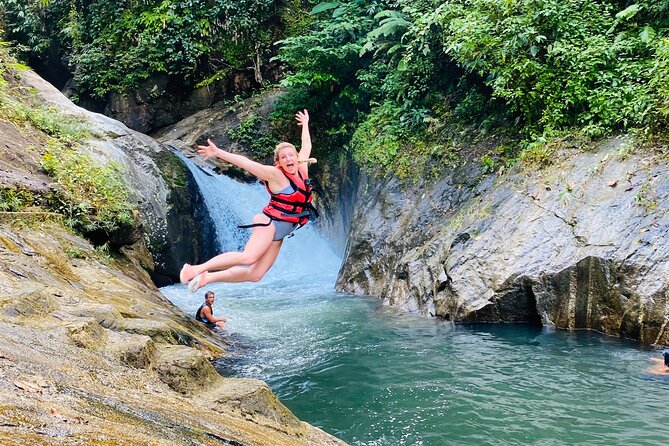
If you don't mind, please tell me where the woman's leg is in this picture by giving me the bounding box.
[199,240,283,284]
[180,214,275,283]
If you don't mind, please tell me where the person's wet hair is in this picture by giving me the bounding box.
[205,291,215,299]
[664,349,669,367]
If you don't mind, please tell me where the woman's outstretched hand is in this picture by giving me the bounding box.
[295,109,309,127]
[197,138,220,160]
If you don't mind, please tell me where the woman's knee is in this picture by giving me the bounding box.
[237,253,259,265]
[247,269,267,282]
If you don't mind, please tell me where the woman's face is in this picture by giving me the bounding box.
[277,147,299,174]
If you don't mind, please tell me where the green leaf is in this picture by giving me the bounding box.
[397,58,408,71]
[615,4,640,21]
[310,2,341,15]
[639,26,654,44]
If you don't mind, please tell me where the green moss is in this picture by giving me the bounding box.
[155,150,188,189]
[41,143,136,234]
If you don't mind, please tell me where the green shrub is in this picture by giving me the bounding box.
[227,114,276,158]
[41,142,136,234]
[0,188,37,211]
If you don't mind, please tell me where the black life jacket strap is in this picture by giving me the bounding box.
[269,196,311,207]
[237,216,273,229]
[281,210,312,219]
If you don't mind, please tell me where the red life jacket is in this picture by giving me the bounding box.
[262,165,316,226]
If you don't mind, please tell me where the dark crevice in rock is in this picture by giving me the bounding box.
[204,432,250,446]
[451,232,471,249]
[524,283,543,326]
[466,278,542,325]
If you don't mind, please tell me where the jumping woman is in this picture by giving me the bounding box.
[179,109,316,292]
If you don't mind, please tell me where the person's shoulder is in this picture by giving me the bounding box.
[268,164,286,179]
[648,357,669,375]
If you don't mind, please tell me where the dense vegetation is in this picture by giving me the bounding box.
[275,0,669,174]
[2,0,669,175]
[0,0,309,98]
[0,45,136,239]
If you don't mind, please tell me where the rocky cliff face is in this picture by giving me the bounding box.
[338,138,669,345]
[10,69,212,284]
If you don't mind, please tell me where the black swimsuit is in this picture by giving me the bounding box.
[195,303,216,329]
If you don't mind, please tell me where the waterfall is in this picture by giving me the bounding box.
[175,153,342,281]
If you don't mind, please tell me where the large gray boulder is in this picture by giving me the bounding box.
[338,138,669,345]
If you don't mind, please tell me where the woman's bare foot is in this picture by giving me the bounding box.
[180,264,197,284]
[188,271,208,293]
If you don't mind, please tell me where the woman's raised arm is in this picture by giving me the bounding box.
[295,109,312,163]
[197,139,280,182]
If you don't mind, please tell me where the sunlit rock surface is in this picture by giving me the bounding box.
[0,65,346,445]
[0,223,346,445]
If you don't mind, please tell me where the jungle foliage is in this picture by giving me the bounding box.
[0,0,310,98]
[3,1,669,175]
[275,0,669,174]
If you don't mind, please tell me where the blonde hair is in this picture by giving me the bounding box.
[274,142,297,162]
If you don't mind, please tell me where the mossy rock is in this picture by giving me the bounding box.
[152,345,220,394]
[63,316,108,349]
[1,286,58,321]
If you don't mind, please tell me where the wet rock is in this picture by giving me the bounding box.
[339,138,669,345]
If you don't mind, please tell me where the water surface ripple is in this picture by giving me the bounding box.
[162,278,667,446]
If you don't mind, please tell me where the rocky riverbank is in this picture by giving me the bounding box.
[337,138,669,345]
[0,54,345,445]
[0,220,345,445]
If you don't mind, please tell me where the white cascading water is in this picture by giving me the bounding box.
[162,153,342,327]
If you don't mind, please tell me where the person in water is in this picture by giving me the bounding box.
[647,349,669,375]
[180,109,315,292]
[195,291,226,329]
